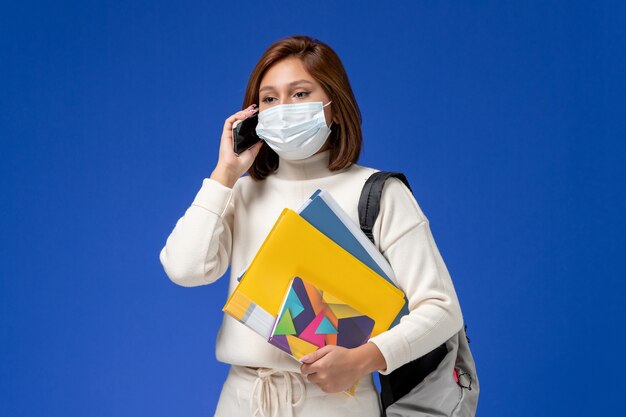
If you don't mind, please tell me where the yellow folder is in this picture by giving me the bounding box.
[223,208,405,338]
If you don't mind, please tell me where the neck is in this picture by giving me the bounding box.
[273,150,335,180]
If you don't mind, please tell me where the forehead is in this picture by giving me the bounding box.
[259,57,316,88]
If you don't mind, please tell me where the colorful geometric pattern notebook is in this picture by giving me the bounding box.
[269,276,375,360]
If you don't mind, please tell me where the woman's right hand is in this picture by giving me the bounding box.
[210,104,264,188]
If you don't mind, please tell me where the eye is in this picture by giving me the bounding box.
[294,91,311,99]
[261,96,277,104]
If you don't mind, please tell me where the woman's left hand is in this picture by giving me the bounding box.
[299,343,387,393]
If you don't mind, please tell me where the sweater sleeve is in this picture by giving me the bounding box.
[367,178,463,375]
[159,177,235,287]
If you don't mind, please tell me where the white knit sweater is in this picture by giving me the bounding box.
[159,150,463,375]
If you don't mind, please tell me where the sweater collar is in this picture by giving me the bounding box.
[273,150,335,180]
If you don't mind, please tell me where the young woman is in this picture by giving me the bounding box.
[159,35,463,417]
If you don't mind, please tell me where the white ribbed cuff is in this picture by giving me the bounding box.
[368,325,412,375]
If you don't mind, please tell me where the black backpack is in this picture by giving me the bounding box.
[358,171,479,417]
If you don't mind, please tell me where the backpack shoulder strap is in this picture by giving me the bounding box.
[359,171,412,244]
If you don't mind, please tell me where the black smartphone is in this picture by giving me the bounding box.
[233,114,262,155]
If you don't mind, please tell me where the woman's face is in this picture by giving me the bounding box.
[258,57,333,128]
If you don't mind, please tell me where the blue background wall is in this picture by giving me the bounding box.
[2,1,625,416]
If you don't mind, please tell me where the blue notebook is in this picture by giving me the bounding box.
[298,190,394,281]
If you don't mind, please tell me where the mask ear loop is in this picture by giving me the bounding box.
[323,100,333,128]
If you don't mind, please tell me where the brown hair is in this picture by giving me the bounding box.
[242,35,362,180]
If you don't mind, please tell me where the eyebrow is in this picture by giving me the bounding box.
[259,79,314,93]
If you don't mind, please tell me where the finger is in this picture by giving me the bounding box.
[300,356,328,375]
[231,104,258,120]
[223,105,258,134]
[300,362,314,375]
[305,372,321,384]
[231,108,257,128]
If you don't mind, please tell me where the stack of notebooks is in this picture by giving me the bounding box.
[222,189,408,395]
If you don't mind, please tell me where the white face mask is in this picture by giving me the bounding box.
[255,101,333,160]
